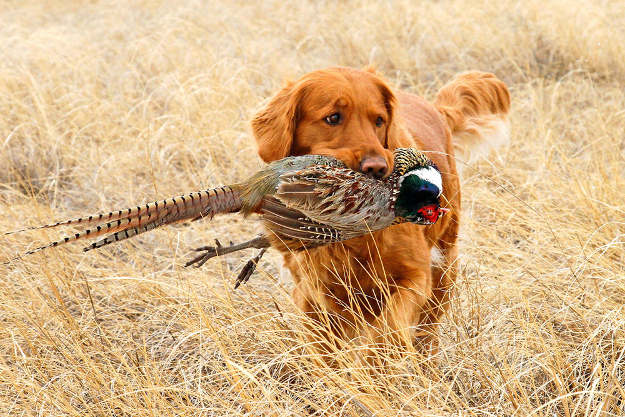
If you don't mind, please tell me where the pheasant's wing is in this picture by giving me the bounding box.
[11,186,243,256]
[260,197,345,245]
[273,166,391,230]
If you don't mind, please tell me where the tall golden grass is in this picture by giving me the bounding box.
[1,0,624,415]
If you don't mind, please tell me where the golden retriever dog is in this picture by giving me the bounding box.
[252,67,510,354]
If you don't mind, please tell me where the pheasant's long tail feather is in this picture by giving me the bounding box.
[82,213,170,252]
[23,211,162,256]
[15,185,242,256]
[6,201,168,236]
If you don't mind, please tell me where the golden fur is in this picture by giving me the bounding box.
[252,67,510,352]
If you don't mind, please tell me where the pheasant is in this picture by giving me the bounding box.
[6,148,447,286]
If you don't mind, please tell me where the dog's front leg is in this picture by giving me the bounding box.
[367,269,433,355]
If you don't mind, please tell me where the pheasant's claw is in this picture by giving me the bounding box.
[234,248,267,289]
[186,240,226,267]
[184,235,271,269]
[234,260,256,289]
[185,245,221,267]
[192,246,215,252]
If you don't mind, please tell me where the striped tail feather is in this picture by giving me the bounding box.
[23,210,163,256]
[81,191,218,252]
[12,185,243,257]
[6,203,161,236]
[83,211,171,252]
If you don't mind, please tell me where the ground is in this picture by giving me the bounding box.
[1,1,624,415]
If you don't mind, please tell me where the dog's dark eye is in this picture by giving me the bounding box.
[324,113,342,126]
[376,116,385,127]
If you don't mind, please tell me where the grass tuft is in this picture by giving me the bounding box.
[1,1,624,415]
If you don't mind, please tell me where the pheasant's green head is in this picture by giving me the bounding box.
[391,148,449,225]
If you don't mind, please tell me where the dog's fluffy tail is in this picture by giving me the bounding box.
[434,72,510,173]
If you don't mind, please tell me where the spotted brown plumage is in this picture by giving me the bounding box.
[260,147,447,248]
[6,148,446,262]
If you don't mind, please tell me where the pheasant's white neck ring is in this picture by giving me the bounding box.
[398,166,443,197]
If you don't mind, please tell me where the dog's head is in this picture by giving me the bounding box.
[252,67,409,178]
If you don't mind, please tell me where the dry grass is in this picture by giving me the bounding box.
[1,0,624,415]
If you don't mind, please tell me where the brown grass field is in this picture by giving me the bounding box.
[1,1,624,415]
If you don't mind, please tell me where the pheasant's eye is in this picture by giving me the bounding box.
[375,116,384,127]
[324,113,342,126]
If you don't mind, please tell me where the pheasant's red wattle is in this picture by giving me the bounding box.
[417,204,447,223]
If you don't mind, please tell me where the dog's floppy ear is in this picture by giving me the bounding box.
[251,81,304,162]
[371,74,413,149]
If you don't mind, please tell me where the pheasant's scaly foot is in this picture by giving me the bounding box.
[184,235,271,269]
[234,248,267,289]
[185,239,225,268]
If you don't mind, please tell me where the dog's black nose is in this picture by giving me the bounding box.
[360,156,388,179]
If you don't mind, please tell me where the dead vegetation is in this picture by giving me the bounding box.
[1,1,624,415]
